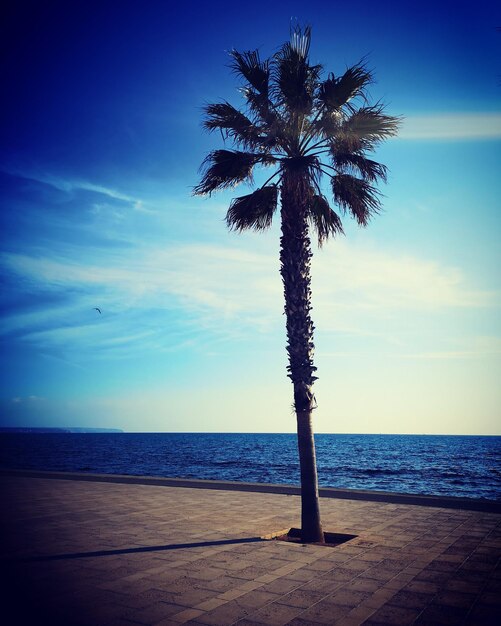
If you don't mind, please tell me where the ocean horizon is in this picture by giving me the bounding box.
[1,432,500,501]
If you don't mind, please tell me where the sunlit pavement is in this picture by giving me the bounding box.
[1,471,500,625]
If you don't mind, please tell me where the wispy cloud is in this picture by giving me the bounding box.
[0,166,160,223]
[398,113,501,141]
[403,336,501,360]
[312,241,497,314]
[2,239,497,359]
[2,166,141,204]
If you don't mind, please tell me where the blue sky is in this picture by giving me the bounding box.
[1,0,500,433]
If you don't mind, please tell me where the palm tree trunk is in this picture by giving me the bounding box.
[280,170,324,543]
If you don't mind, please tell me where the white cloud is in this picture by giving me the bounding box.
[398,113,501,140]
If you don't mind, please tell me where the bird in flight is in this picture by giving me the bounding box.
[93,307,102,314]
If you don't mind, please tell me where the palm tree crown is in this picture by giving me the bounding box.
[194,25,400,244]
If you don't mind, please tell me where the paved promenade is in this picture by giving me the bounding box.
[1,472,500,625]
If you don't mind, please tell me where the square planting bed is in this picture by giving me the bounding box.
[267,527,358,547]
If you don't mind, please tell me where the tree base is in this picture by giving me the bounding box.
[274,527,357,547]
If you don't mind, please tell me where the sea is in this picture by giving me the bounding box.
[1,432,500,501]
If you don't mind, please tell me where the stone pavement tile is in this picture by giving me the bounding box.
[190,599,252,625]
[303,558,341,572]
[378,559,413,574]
[243,600,305,625]
[432,589,477,608]
[461,557,497,573]
[386,589,433,611]
[256,573,283,583]
[340,558,374,573]
[193,597,227,611]
[232,589,281,610]
[80,601,139,625]
[171,588,217,607]
[316,550,353,563]
[267,549,308,564]
[126,601,189,625]
[220,558,257,572]
[427,559,460,574]
[363,603,421,625]
[403,579,441,595]
[169,608,205,624]
[286,599,352,625]
[285,618,322,626]
[386,571,415,587]
[298,577,343,595]
[362,566,399,584]
[193,574,244,592]
[413,568,451,585]
[143,576,195,593]
[348,576,385,593]
[414,603,470,625]
[404,565,424,576]
[261,577,302,595]
[217,588,249,601]
[277,567,316,583]
[186,567,225,581]
[355,550,385,562]
[443,576,484,594]
[274,587,325,608]
[153,576,203,595]
[451,568,491,587]
[341,604,377,625]
[318,566,358,584]
[330,588,371,607]
[260,557,298,571]
[114,590,177,610]
[364,587,398,609]
[237,579,265,590]
[227,565,271,581]
[384,576,410,592]
[437,553,466,564]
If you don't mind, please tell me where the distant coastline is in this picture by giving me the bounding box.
[0,427,123,433]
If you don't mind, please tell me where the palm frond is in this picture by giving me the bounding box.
[308,194,344,245]
[226,185,279,232]
[272,26,322,114]
[230,49,269,96]
[290,24,312,59]
[332,153,387,183]
[317,63,372,110]
[242,87,282,141]
[193,150,275,196]
[343,105,401,146]
[329,134,364,154]
[311,111,343,140]
[331,174,381,225]
[203,102,263,149]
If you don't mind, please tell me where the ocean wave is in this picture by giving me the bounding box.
[1,432,500,500]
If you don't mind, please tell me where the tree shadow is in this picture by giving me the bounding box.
[23,536,264,562]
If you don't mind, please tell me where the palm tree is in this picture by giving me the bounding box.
[194,26,400,543]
